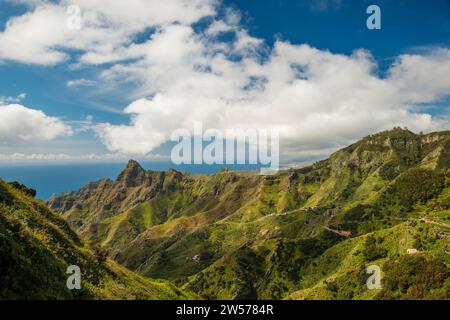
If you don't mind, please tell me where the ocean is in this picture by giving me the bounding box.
[0,162,262,199]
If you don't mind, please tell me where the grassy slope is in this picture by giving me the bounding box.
[287,220,450,300]
[183,129,450,299]
[0,179,196,299]
[47,128,450,299]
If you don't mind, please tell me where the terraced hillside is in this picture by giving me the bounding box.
[0,179,195,299]
[48,128,450,299]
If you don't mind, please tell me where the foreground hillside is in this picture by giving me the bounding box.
[48,128,450,299]
[0,179,195,299]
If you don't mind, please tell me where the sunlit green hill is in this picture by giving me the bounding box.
[47,128,450,299]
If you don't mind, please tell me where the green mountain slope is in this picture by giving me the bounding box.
[47,128,450,299]
[0,179,195,299]
[286,219,450,300]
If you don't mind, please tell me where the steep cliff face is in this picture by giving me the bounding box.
[48,161,263,243]
[47,129,450,299]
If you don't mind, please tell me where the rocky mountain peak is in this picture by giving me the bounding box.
[125,159,143,170]
[117,160,146,187]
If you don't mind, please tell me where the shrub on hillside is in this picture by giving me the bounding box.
[379,161,400,180]
[363,236,387,262]
[7,182,36,198]
[387,168,446,209]
[379,255,449,300]
[343,205,372,222]
[0,184,13,205]
[323,264,367,300]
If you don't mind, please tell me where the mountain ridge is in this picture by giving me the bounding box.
[47,128,450,299]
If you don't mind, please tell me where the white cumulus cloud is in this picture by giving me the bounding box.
[95,40,450,157]
[0,0,216,65]
[0,104,72,143]
[1,0,450,160]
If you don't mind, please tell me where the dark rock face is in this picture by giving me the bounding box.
[117,160,147,187]
[46,160,193,233]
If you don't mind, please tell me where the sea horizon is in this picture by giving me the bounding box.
[0,161,266,199]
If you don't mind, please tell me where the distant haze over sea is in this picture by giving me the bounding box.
[0,162,263,199]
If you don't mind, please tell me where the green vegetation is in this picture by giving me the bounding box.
[46,128,450,300]
[379,255,449,300]
[7,181,36,197]
[363,236,387,262]
[0,179,195,299]
[387,168,446,209]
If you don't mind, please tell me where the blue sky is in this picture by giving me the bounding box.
[226,0,450,57]
[0,0,449,164]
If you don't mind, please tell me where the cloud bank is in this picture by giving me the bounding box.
[1,0,449,160]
